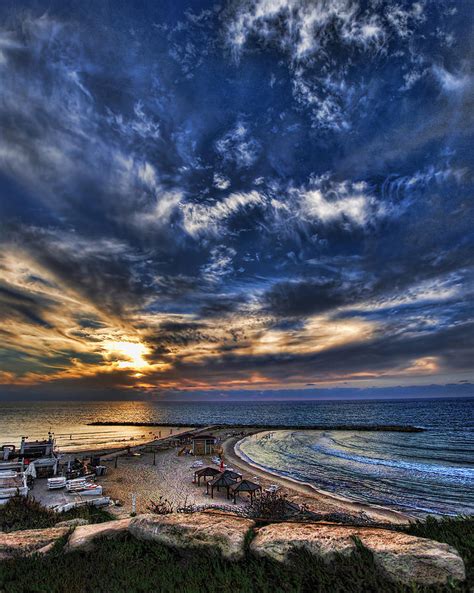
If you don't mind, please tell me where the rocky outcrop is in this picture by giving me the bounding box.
[0,514,466,587]
[357,528,466,586]
[250,523,466,586]
[129,513,255,561]
[251,523,354,563]
[0,527,69,560]
[65,518,131,552]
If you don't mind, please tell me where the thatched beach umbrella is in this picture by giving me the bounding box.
[230,479,262,504]
[221,469,242,481]
[206,472,237,499]
[193,466,221,485]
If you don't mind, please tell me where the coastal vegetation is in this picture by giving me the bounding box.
[0,525,471,593]
[0,496,113,533]
[0,498,472,593]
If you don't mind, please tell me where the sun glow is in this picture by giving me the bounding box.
[103,341,150,370]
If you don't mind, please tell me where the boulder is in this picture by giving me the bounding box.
[65,518,131,552]
[55,518,89,528]
[250,523,465,586]
[0,527,69,560]
[251,523,355,564]
[130,513,254,560]
[357,529,466,586]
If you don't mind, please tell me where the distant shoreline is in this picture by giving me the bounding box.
[87,421,425,432]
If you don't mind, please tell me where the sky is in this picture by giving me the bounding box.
[0,0,473,400]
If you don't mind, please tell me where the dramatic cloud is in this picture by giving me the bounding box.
[182,191,263,238]
[0,1,472,397]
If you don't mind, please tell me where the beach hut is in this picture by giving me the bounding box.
[193,466,221,485]
[206,472,237,499]
[230,479,262,504]
[191,435,218,456]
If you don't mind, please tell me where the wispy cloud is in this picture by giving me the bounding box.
[0,2,472,394]
[432,64,472,93]
[215,121,261,168]
[181,190,263,238]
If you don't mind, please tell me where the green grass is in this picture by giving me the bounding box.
[0,529,471,593]
[0,507,472,593]
[0,495,113,532]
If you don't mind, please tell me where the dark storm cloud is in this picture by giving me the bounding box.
[0,283,53,328]
[160,320,474,387]
[148,321,215,349]
[264,278,354,317]
[198,297,242,318]
[0,0,472,391]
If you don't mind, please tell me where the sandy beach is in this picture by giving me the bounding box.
[99,446,241,514]
[78,428,412,524]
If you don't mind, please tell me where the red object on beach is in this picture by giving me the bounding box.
[220,459,224,471]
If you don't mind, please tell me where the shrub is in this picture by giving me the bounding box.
[248,490,290,520]
[147,496,175,515]
[147,495,195,515]
[0,495,56,532]
[0,495,113,532]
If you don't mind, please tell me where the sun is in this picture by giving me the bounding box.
[103,340,150,370]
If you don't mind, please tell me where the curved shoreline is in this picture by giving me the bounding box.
[224,432,413,524]
[234,434,364,506]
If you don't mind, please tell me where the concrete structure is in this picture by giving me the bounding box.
[19,434,55,460]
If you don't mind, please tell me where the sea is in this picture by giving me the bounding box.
[0,397,473,516]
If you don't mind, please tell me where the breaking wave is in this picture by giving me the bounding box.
[236,428,474,516]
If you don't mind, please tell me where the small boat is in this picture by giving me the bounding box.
[68,484,102,496]
[53,496,110,513]
[66,476,102,494]
[0,486,29,499]
[0,461,24,472]
[48,477,67,490]
[0,471,28,501]
[0,470,18,479]
[191,460,204,468]
[66,477,92,487]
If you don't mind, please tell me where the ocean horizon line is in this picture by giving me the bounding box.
[1,394,474,404]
